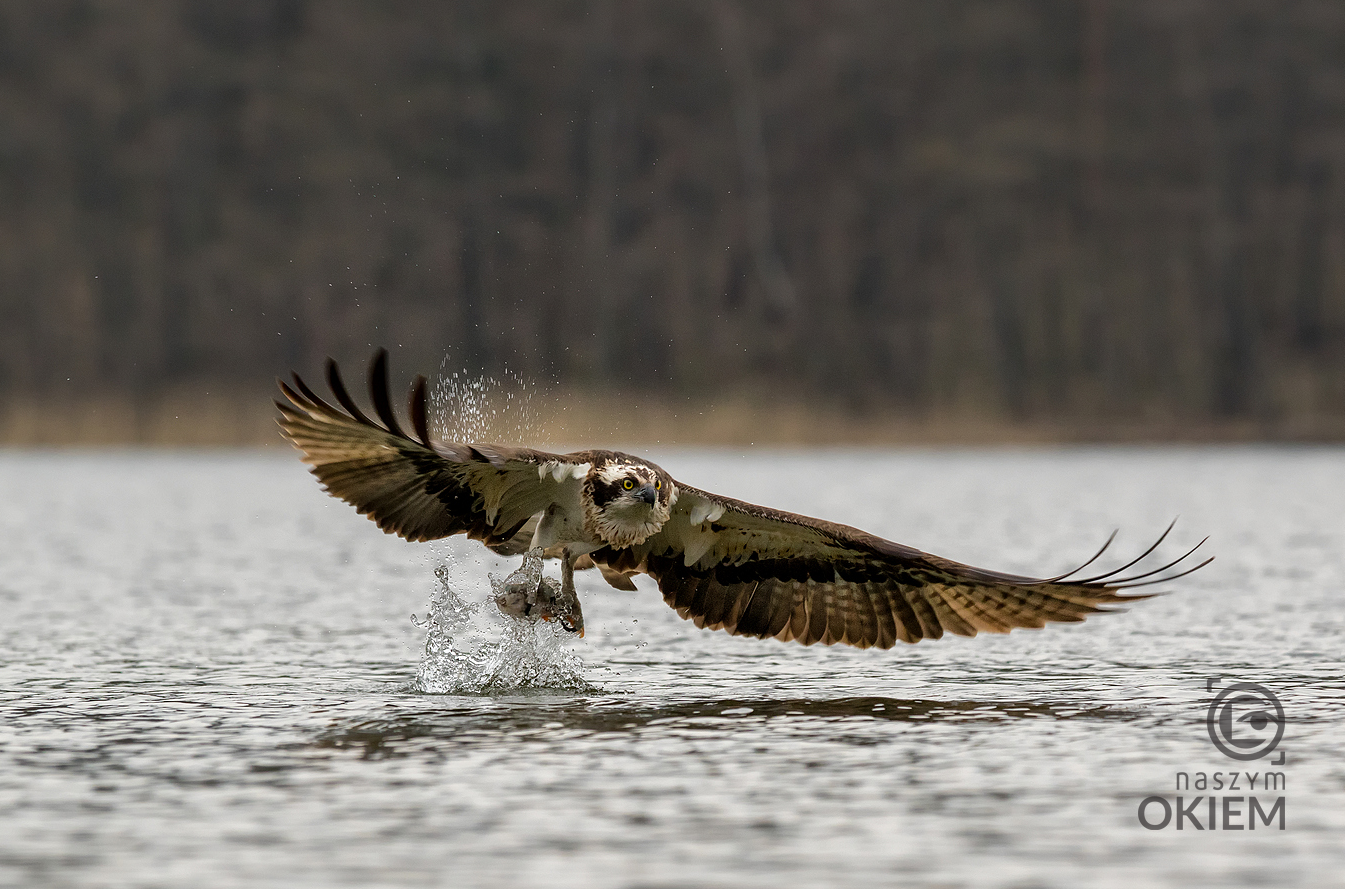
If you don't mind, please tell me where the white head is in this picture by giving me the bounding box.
[582,455,676,548]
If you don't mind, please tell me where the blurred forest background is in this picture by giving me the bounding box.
[3,0,1345,445]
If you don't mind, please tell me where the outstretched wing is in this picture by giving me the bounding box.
[276,350,586,546]
[591,486,1209,649]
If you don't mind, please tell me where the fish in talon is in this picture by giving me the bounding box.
[490,547,544,619]
[488,547,583,635]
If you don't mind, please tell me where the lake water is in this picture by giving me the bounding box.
[1,447,1341,888]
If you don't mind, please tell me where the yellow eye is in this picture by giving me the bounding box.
[622,479,635,490]
[654,480,661,490]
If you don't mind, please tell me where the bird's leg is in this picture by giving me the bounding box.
[552,548,585,637]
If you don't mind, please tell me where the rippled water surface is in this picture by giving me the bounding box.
[2,448,1342,888]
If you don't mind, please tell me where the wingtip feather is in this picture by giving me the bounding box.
[368,349,406,438]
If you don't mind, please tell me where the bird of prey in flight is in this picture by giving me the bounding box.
[276,351,1208,649]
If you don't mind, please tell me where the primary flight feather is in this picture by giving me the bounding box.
[276,350,1209,649]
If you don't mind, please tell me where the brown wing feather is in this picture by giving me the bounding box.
[276,350,578,546]
[591,486,1201,650]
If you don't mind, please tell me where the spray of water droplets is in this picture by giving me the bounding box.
[412,561,592,694]
[430,361,550,446]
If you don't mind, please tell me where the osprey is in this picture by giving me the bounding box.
[276,351,1209,649]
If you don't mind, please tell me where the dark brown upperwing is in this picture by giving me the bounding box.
[593,486,1208,650]
[276,350,572,545]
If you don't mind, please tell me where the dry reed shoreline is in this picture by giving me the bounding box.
[4,389,1343,448]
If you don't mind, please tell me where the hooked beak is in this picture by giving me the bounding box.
[637,484,657,505]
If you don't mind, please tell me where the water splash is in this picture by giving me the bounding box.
[430,361,550,446]
[412,561,593,694]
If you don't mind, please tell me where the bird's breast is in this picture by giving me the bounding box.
[531,489,597,552]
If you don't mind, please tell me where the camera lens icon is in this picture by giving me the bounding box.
[1207,682,1285,761]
